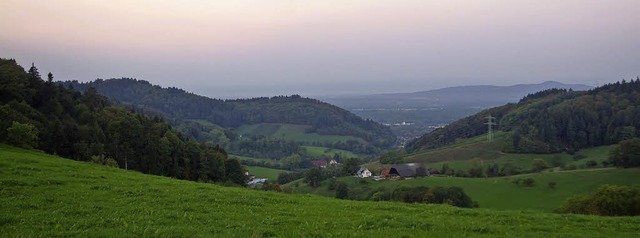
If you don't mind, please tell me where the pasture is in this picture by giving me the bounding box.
[1,145,639,237]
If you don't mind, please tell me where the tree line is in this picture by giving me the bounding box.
[0,59,245,185]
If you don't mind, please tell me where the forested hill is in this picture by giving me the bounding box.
[64,78,395,148]
[406,79,640,154]
[0,58,246,185]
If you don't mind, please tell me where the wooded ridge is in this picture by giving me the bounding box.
[406,79,640,154]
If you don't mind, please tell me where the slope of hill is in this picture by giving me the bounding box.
[321,81,592,139]
[0,59,244,185]
[407,80,640,154]
[2,145,639,237]
[64,78,395,157]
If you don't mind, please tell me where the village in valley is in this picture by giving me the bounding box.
[247,158,435,188]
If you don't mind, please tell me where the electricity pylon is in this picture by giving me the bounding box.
[485,115,497,141]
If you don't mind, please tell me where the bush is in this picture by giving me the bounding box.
[304,167,323,188]
[90,155,118,167]
[6,121,39,149]
[572,154,587,161]
[262,183,282,192]
[609,138,640,168]
[327,178,337,190]
[512,178,522,185]
[531,159,550,172]
[366,186,477,208]
[550,155,565,167]
[522,178,535,187]
[277,172,304,184]
[335,182,349,199]
[585,160,598,168]
[556,185,640,216]
[548,181,557,189]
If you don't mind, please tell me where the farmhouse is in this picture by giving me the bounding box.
[247,178,267,187]
[311,160,328,168]
[357,167,372,178]
[380,169,391,178]
[389,163,429,178]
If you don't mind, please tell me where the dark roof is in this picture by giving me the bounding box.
[311,160,328,167]
[389,163,427,177]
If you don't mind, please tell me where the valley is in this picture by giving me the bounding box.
[3,1,639,236]
[321,81,592,141]
[1,59,639,237]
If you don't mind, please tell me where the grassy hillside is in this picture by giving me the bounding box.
[406,132,509,164]
[245,166,288,181]
[293,168,640,212]
[2,145,639,237]
[405,133,616,173]
[303,146,358,158]
[238,123,364,144]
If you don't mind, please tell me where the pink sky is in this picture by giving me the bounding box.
[1,0,639,98]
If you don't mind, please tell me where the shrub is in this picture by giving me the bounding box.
[335,182,349,199]
[572,154,586,161]
[585,160,598,168]
[90,155,118,167]
[522,178,535,187]
[327,178,337,190]
[609,138,640,168]
[548,181,557,189]
[6,121,39,149]
[262,183,282,192]
[551,155,565,167]
[556,185,640,216]
[512,178,522,185]
[531,159,550,172]
[366,186,476,208]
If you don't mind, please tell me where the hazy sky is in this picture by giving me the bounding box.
[1,0,639,98]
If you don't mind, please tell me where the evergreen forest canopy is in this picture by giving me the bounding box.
[406,79,640,154]
[0,58,246,185]
[63,78,395,160]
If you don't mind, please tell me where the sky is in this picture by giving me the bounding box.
[1,0,639,98]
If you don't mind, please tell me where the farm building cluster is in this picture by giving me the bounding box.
[359,163,435,181]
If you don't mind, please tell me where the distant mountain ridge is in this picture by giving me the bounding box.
[319,81,592,140]
[322,81,592,109]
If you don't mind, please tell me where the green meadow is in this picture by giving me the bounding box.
[1,145,640,237]
[293,168,640,212]
[303,146,358,158]
[406,132,618,173]
[238,123,363,144]
[245,166,288,181]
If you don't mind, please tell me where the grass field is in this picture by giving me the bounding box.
[406,132,618,173]
[2,145,639,237]
[303,146,358,158]
[238,123,363,144]
[245,166,288,181]
[293,168,640,212]
[406,133,508,164]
